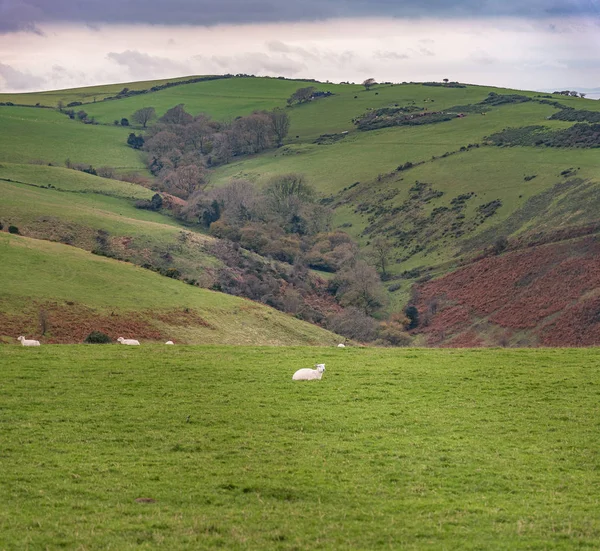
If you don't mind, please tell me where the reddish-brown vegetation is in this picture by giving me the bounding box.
[414,236,600,347]
[0,301,213,344]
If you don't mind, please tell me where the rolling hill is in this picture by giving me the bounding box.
[0,233,340,345]
[1,75,599,345]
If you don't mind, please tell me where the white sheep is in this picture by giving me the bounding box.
[165,341,174,345]
[337,343,346,348]
[17,336,40,346]
[292,363,326,381]
[117,337,140,346]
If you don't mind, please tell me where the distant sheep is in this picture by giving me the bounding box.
[337,343,346,348]
[292,363,326,381]
[117,337,140,346]
[17,336,40,347]
[165,341,174,345]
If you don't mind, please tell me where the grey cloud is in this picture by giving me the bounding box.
[266,41,319,61]
[470,51,498,65]
[374,50,410,60]
[195,52,307,76]
[0,62,45,90]
[1,0,598,33]
[107,50,191,79]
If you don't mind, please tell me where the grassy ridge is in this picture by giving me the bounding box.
[0,75,212,107]
[0,234,339,345]
[82,77,355,124]
[1,345,599,548]
[0,162,152,198]
[210,101,565,194]
[0,106,145,168]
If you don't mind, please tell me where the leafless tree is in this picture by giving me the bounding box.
[336,261,388,315]
[159,103,193,126]
[371,237,393,277]
[269,108,290,146]
[131,106,156,128]
[264,173,315,222]
[162,164,206,199]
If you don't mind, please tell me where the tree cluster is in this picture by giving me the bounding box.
[137,104,290,199]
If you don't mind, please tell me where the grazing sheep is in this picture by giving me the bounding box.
[337,343,346,348]
[117,337,140,346]
[165,341,174,345]
[292,363,326,381]
[17,336,40,347]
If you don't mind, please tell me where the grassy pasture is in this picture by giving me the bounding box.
[0,234,338,346]
[0,107,145,169]
[82,78,356,125]
[0,345,599,549]
[0,163,152,199]
[0,76,210,107]
[210,101,563,194]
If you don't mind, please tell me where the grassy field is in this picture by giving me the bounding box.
[82,77,356,125]
[0,76,214,107]
[210,101,566,194]
[0,106,145,169]
[0,345,598,549]
[0,234,339,346]
[0,163,152,198]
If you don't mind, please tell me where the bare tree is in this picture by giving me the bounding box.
[264,173,314,223]
[131,106,156,128]
[336,261,388,315]
[162,164,206,199]
[159,103,193,126]
[371,237,393,277]
[269,108,290,146]
[362,78,376,91]
[326,307,378,341]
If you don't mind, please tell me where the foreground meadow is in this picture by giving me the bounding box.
[1,346,599,549]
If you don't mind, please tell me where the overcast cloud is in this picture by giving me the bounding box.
[1,0,599,32]
[0,1,598,95]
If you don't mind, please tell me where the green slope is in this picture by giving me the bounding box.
[210,100,565,193]
[0,168,218,282]
[0,75,211,107]
[81,77,354,124]
[0,234,340,345]
[0,106,145,168]
[1,345,599,548]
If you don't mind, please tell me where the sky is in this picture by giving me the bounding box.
[0,0,599,94]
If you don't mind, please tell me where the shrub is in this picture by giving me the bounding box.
[0,221,3,230]
[8,225,19,234]
[405,305,419,329]
[84,331,112,344]
[121,118,130,126]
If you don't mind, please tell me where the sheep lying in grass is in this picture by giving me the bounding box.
[17,336,40,346]
[337,343,346,348]
[292,363,326,381]
[165,341,174,345]
[117,337,140,346]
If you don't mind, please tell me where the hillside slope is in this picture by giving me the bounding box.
[412,235,600,347]
[1,75,599,346]
[0,234,340,346]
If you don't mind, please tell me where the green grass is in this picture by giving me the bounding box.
[0,181,221,285]
[82,77,355,125]
[0,106,145,168]
[210,101,563,194]
[0,345,599,549]
[0,162,152,199]
[0,234,339,346]
[0,76,212,107]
